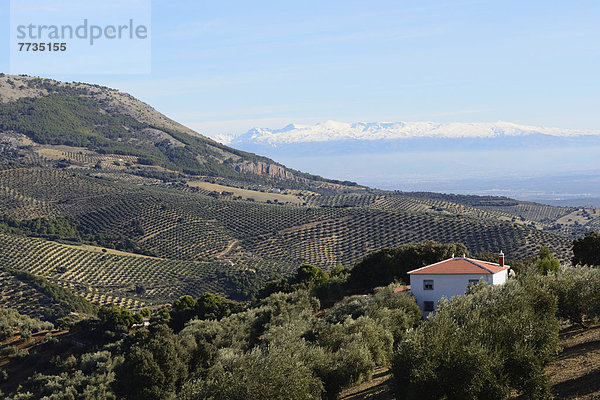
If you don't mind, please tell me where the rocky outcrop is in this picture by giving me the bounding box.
[234,161,295,180]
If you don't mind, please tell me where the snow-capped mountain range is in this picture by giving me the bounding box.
[228,120,600,146]
[214,120,600,201]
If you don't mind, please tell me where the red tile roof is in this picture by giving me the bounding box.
[407,257,510,275]
[393,285,411,293]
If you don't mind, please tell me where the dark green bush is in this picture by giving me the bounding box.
[572,231,600,267]
[347,241,468,293]
[392,279,560,400]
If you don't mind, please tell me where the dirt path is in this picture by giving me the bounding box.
[546,324,600,399]
[216,239,239,258]
[338,367,394,400]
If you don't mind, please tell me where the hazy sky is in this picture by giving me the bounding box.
[1,0,599,137]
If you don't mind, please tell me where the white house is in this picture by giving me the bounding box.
[407,252,510,314]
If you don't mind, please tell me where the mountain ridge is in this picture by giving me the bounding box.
[0,74,351,188]
[227,120,600,146]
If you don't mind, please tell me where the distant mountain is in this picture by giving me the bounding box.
[227,120,600,156]
[222,120,600,202]
[232,120,600,145]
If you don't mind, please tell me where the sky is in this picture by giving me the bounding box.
[1,0,599,137]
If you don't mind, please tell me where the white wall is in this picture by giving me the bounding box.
[492,269,508,285]
[409,273,496,313]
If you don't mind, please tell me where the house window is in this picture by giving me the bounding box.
[423,280,434,290]
[424,301,434,311]
[468,279,479,286]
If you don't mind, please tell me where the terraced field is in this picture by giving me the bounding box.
[1,75,591,314]
[0,167,125,219]
[0,163,584,309]
[36,146,139,166]
[73,185,571,265]
[0,270,64,319]
[371,195,516,221]
[301,192,541,227]
[478,202,575,223]
[303,192,380,208]
[242,207,572,267]
[0,232,234,307]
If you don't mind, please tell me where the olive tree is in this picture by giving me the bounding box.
[392,279,560,400]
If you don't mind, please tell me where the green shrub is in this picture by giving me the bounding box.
[0,322,13,341]
[98,306,141,331]
[572,231,600,267]
[538,266,600,326]
[392,280,560,400]
[113,324,187,400]
[1,345,17,357]
[11,350,121,399]
[181,346,323,400]
[316,340,374,400]
[0,308,53,340]
[323,284,420,344]
[169,293,244,332]
[0,368,8,383]
[535,246,560,275]
[347,241,468,293]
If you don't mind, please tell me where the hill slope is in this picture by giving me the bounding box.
[0,73,588,310]
[0,74,342,187]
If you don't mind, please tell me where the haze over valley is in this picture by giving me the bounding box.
[216,120,600,204]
